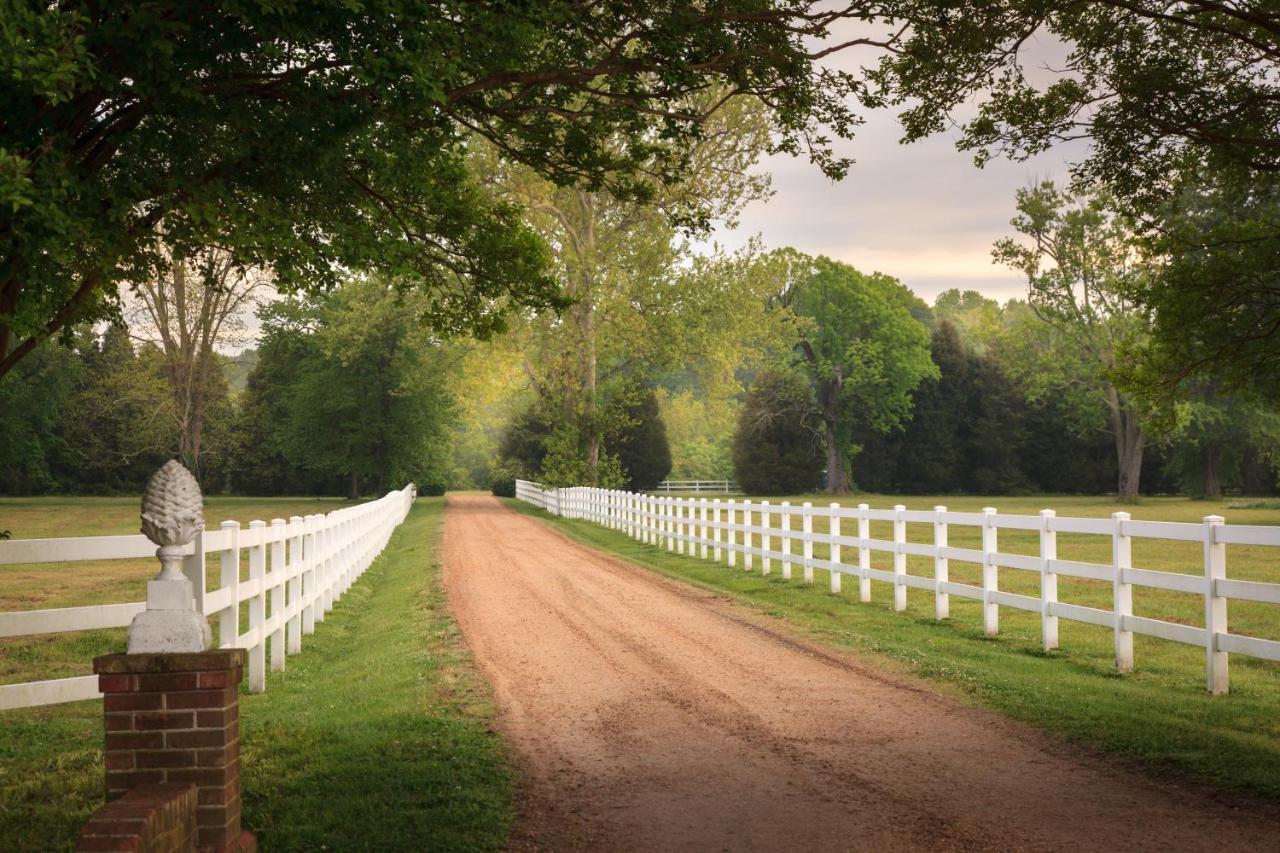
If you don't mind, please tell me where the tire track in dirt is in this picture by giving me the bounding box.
[442,495,1277,852]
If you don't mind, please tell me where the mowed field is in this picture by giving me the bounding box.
[507,491,1280,799]
[0,496,350,686]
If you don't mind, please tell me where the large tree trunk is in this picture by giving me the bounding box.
[819,373,850,494]
[824,416,849,494]
[1108,385,1146,501]
[1202,444,1222,499]
[348,471,360,500]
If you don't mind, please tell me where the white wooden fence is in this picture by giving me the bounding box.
[0,485,416,710]
[655,480,739,494]
[514,480,1280,695]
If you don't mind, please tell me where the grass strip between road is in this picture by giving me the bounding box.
[0,497,514,852]
[503,497,1280,802]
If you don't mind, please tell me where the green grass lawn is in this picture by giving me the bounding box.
[506,491,1280,800]
[0,498,514,852]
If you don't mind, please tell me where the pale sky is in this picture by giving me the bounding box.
[709,30,1088,307]
[710,112,1087,306]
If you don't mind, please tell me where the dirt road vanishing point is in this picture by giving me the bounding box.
[442,495,1277,852]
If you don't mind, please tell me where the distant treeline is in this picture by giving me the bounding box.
[0,279,457,499]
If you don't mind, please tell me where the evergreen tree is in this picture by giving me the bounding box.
[606,389,673,491]
[732,372,824,495]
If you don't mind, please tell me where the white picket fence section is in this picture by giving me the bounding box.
[655,479,739,494]
[0,485,416,710]
[514,480,1280,695]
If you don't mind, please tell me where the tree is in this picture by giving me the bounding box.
[0,2,907,380]
[486,94,784,483]
[732,371,824,495]
[125,245,266,479]
[873,4,1280,390]
[782,253,937,494]
[876,2,1280,210]
[1135,170,1280,399]
[994,183,1153,500]
[605,388,673,491]
[247,278,458,498]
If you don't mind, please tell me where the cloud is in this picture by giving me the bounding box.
[708,33,1090,307]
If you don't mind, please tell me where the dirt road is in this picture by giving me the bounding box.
[442,495,1276,852]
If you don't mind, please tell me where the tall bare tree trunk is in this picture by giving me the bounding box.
[1108,385,1146,501]
[816,374,849,494]
[1202,444,1222,499]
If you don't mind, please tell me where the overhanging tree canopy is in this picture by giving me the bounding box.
[0,1,899,379]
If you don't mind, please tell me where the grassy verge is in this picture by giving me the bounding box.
[504,496,1280,801]
[0,498,514,851]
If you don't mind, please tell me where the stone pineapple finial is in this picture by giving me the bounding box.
[128,459,212,653]
[141,459,204,576]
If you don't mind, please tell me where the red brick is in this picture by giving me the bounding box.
[197,823,239,849]
[97,675,135,693]
[133,711,194,730]
[105,770,164,793]
[166,767,231,787]
[197,670,238,689]
[82,816,147,836]
[104,713,133,732]
[136,672,199,692]
[196,709,235,728]
[165,728,227,749]
[166,687,236,710]
[135,750,197,770]
[75,835,140,852]
[104,693,162,713]
[105,732,165,751]
[103,752,135,771]
[196,778,239,806]
[195,745,234,768]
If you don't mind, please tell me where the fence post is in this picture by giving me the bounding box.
[1204,514,1228,695]
[270,518,286,673]
[982,507,998,637]
[700,498,709,558]
[302,515,317,635]
[288,516,304,654]
[934,506,948,620]
[1040,509,1058,651]
[670,494,680,548]
[893,504,907,611]
[802,502,814,585]
[858,503,871,602]
[761,501,772,575]
[743,499,754,572]
[781,502,792,580]
[1112,511,1134,672]
[830,503,842,594]
[247,519,266,692]
[219,521,240,648]
[727,500,737,568]
[713,499,723,561]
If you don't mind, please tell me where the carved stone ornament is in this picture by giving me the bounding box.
[128,460,212,653]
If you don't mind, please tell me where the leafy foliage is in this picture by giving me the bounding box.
[732,371,824,495]
[0,1,895,380]
[605,389,673,491]
[782,252,937,493]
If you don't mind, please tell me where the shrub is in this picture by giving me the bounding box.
[606,388,672,490]
[488,465,518,498]
[732,371,824,495]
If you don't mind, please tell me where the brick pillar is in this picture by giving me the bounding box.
[94,650,254,852]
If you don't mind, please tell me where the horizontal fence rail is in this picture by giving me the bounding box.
[514,480,1280,695]
[655,479,739,494]
[0,485,416,710]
